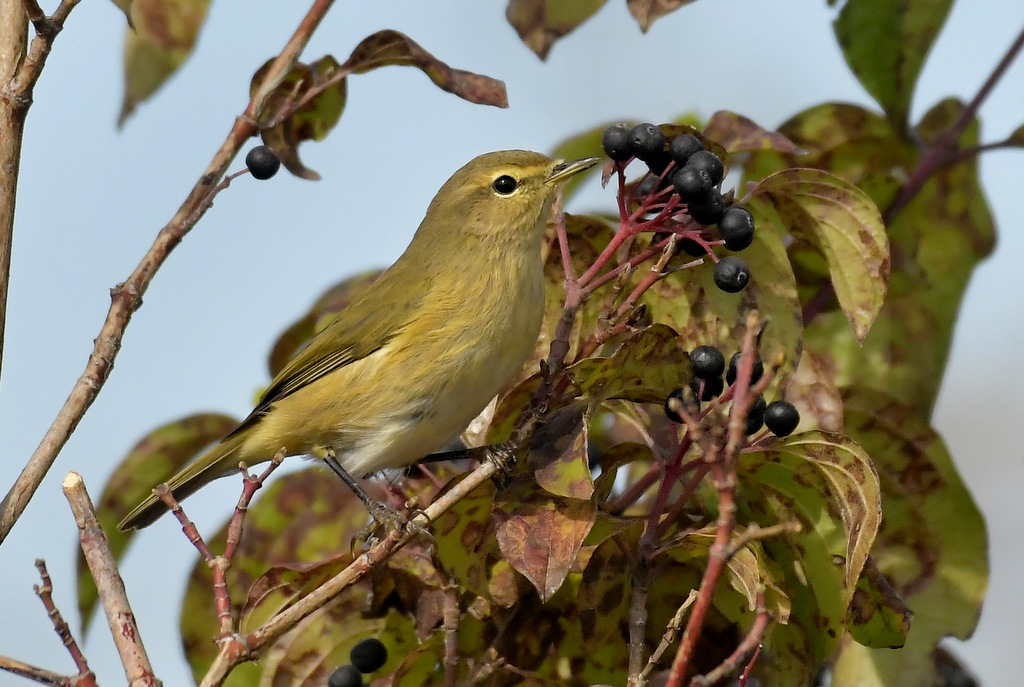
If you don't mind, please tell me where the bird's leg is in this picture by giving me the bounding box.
[316,447,412,537]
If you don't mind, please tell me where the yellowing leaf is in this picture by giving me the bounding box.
[251,56,348,180]
[751,168,889,342]
[627,0,697,33]
[833,0,954,127]
[506,0,607,60]
[119,0,212,126]
[834,388,987,687]
[567,323,691,404]
[739,431,881,658]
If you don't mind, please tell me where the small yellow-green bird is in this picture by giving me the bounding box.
[118,150,599,530]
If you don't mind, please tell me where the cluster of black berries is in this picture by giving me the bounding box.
[602,123,756,295]
[327,638,388,687]
[245,145,281,180]
[663,345,800,437]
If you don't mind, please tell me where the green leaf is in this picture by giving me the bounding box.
[119,0,212,126]
[703,111,802,155]
[645,217,803,396]
[749,167,889,342]
[834,388,988,687]
[832,0,954,127]
[627,0,697,33]
[567,323,691,404]
[506,0,608,60]
[738,431,881,658]
[341,30,508,107]
[493,475,597,601]
[80,412,237,636]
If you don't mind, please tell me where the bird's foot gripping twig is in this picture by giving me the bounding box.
[484,442,517,486]
[318,448,428,542]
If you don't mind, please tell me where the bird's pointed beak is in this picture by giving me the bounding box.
[547,156,601,185]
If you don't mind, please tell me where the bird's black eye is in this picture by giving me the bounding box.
[492,175,518,195]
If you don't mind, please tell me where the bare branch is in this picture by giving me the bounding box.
[62,472,159,687]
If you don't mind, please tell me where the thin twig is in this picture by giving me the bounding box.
[0,654,73,687]
[639,591,698,682]
[690,593,770,687]
[33,560,94,680]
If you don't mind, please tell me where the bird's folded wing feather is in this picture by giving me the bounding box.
[232,276,422,431]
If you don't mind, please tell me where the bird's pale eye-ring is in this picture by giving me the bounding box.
[492,175,519,195]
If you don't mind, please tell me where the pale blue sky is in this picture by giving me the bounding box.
[2,1,1022,685]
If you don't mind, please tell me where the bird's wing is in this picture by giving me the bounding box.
[234,273,422,430]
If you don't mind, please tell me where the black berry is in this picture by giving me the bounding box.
[665,387,697,423]
[719,207,755,251]
[690,346,726,380]
[671,166,712,201]
[744,396,767,435]
[726,352,764,386]
[328,665,363,687]
[245,145,280,180]
[670,134,704,166]
[602,123,633,162]
[713,257,750,293]
[635,176,660,200]
[627,123,666,163]
[690,376,725,401]
[644,150,673,176]
[687,189,726,226]
[350,638,388,673]
[679,237,709,257]
[686,150,725,185]
[764,401,801,437]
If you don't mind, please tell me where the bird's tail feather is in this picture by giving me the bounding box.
[117,433,245,531]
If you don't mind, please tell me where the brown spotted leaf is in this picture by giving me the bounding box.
[567,323,691,404]
[627,0,697,33]
[530,404,594,499]
[80,412,237,636]
[738,431,881,658]
[750,167,889,342]
[267,270,382,377]
[493,476,597,601]
[833,0,954,127]
[506,0,607,60]
[431,479,525,606]
[251,56,348,180]
[832,388,987,687]
[845,559,912,649]
[119,0,212,126]
[341,30,508,107]
[703,111,801,155]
